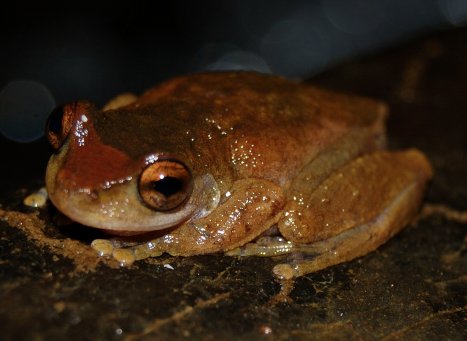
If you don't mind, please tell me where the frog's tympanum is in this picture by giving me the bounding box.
[45,72,432,278]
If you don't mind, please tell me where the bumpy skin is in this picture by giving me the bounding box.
[45,71,432,277]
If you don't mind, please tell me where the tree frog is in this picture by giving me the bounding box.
[45,72,432,279]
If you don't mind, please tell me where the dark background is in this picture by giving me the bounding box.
[0,0,466,191]
[1,1,465,101]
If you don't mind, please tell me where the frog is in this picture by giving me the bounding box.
[45,71,433,279]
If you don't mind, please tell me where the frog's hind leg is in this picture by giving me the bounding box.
[276,180,423,279]
[228,150,432,279]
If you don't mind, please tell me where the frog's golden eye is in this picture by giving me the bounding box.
[45,105,74,149]
[139,159,193,211]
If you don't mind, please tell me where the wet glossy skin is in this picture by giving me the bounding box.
[45,71,432,278]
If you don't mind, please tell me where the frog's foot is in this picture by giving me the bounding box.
[91,239,164,266]
[226,236,325,257]
[226,236,325,279]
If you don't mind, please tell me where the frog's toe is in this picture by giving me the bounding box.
[112,248,136,266]
[92,237,167,265]
[91,239,137,266]
[91,239,115,256]
[127,241,164,261]
[272,263,298,280]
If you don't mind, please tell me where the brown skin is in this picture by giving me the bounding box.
[45,71,432,278]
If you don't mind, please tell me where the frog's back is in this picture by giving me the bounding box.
[139,71,385,128]
[137,72,387,185]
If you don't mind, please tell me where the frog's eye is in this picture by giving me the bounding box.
[45,105,74,149]
[139,160,193,211]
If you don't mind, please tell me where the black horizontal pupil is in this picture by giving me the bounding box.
[152,176,183,198]
[47,106,64,134]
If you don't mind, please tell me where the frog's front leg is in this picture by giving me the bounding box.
[229,149,432,279]
[93,178,285,265]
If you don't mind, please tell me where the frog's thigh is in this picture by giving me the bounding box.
[280,149,432,243]
[273,149,432,278]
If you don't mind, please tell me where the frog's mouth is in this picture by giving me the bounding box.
[46,160,220,234]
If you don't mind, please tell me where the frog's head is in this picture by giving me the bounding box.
[45,101,219,235]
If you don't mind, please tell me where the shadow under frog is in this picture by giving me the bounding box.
[45,71,432,279]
